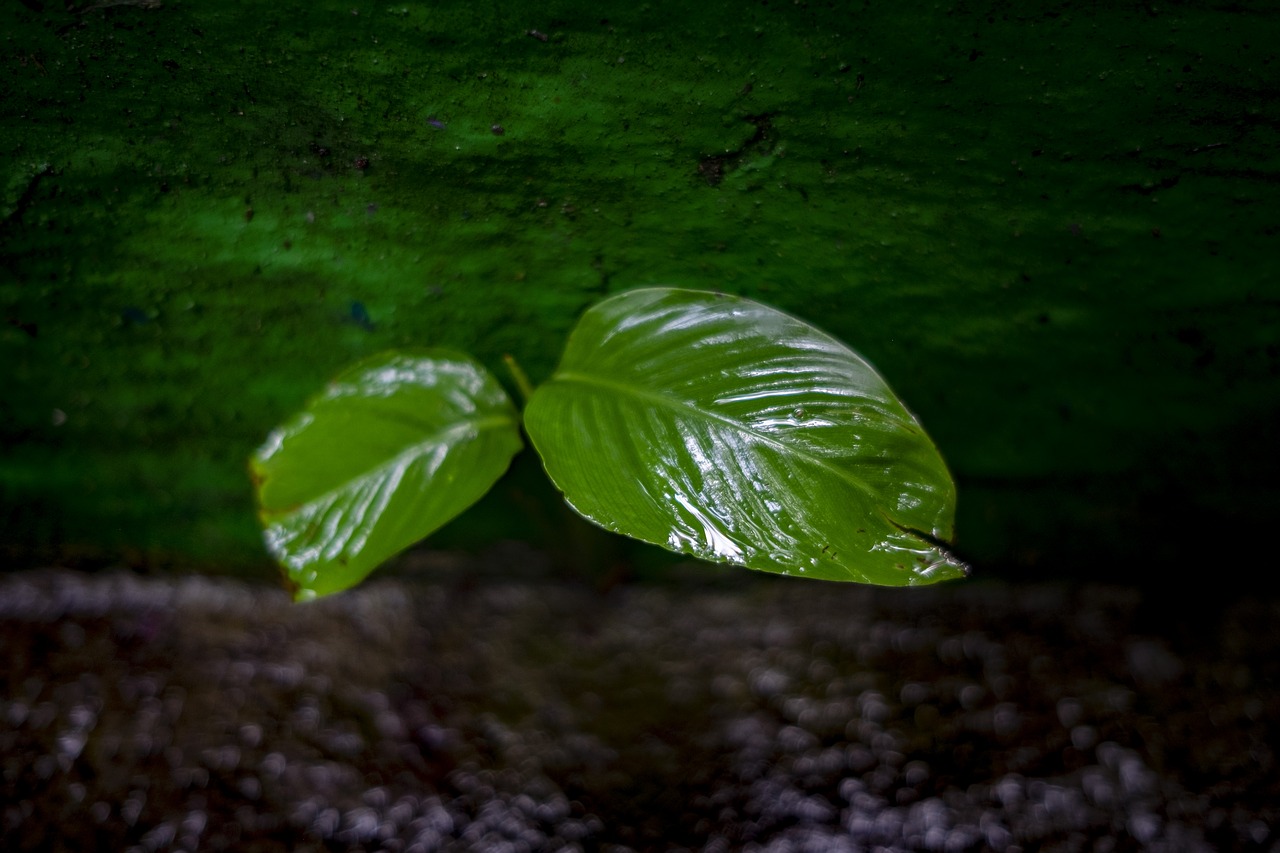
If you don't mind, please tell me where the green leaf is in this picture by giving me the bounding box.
[524,288,966,586]
[250,350,522,600]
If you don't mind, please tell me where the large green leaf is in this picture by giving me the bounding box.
[251,350,522,600]
[524,288,966,586]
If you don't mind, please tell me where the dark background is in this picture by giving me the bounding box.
[3,0,1278,588]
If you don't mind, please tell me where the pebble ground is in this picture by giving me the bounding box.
[2,549,1277,852]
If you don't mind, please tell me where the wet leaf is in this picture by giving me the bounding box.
[524,288,965,585]
[251,350,522,600]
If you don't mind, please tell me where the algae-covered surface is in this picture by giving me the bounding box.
[2,1,1278,582]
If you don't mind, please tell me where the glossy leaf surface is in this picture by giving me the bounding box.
[251,350,522,600]
[525,288,965,585]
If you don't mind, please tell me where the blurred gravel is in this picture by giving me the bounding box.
[2,548,1278,852]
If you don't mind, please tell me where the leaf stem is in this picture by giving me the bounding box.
[502,354,535,405]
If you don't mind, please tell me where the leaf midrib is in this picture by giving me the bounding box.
[263,413,517,517]
[551,369,882,504]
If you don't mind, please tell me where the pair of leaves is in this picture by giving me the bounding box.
[251,288,965,600]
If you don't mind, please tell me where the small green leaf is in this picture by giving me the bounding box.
[251,350,522,600]
[524,288,966,586]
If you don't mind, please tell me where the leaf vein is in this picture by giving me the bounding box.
[551,370,880,503]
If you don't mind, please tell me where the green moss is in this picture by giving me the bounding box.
[3,1,1278,581]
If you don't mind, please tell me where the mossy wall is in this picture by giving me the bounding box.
[3,0,1278,583]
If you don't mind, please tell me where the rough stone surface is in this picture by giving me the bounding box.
[2,550,1277,851]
